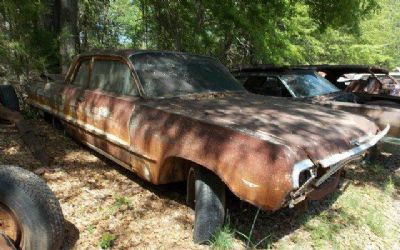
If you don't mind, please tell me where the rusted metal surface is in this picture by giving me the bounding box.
[345,75,400,97]
[0,104,52,166]
[310,99,400,138]
[307,172,341,201]
[26,51,388,211]
[311,65,400,101]
[0,203,21,249]
[0,233,17,250]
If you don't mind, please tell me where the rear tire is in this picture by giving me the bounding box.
[0,85,19,112]
[192,167,226,244]
[0,165,64,250]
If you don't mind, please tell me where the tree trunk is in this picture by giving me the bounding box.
[59,0,78,74]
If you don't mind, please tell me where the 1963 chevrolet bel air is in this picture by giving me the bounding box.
[26,50,389,244]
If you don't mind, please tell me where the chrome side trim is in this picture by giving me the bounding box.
[319,125,390,168]
[28,101,156,161]
[83,140,132,170]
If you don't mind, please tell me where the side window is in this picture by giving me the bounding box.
[243,76,267,93]
[110,61,138,96]
[243,75,291,97]
[264,76,292,97]
[90,60,139,96]
[72,60,90,87]
[235,76,249,85]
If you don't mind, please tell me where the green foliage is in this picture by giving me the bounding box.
[0,0,398,75]
[210,224,235,250]
[99,233,117,249]
[0,0,58,75]
[87,225,96,234]
[113,196,131,208]
[305,0,379,31]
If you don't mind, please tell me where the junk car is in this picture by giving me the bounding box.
[313,65,400,104]
[231,65,399,149]
[27,51,388,243]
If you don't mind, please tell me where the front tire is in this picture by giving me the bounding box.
[0,165,64,250]
[192,167,226,244]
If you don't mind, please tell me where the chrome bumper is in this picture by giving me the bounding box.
[292,124,390,189]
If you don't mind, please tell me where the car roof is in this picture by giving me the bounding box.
[231,64,389,74]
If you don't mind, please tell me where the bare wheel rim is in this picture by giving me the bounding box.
[0,203,22,248]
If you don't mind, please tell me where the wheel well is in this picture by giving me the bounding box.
[158,157,198,184]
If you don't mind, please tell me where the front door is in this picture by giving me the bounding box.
[76,58,139,157]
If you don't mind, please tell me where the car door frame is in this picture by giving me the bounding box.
[63,54,147,169]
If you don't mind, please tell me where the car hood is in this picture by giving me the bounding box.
[304,91,358,103]
[142,92,380,162]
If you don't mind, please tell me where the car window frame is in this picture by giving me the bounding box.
[66,55,144,98]
[68,57,92,88]
[262,75,293,97]
[236,72,296,98]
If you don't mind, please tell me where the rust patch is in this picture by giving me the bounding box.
[0,203,21,248]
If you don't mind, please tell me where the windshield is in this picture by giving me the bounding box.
[130,52,245,97]
[279,71,340,97]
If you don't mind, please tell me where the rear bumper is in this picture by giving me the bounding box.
[288,125,390,207]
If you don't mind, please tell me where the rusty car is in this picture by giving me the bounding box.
[231,65,400,149]
[313,65,400,104]
[26,51,389,244]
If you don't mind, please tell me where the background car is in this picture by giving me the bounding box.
[231,65,400,150]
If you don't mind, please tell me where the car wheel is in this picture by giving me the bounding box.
[0,165,64,250]
[192,166,225,244]
[0,85,19,112]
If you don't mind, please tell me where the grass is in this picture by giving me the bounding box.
[210,225,235,250]
[99,233,117,249]
[300,163,399,249]
[225,162,400,249]
[108,196,131,214]
[114,196,131,208]
[87,225,96,234]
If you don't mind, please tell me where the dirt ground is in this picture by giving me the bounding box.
[0,118,399,249]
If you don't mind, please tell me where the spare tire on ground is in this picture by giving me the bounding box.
[0,84,19,112]
[0,165,64,250]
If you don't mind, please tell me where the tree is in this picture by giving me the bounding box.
[3,0,398,76]
[59,0,79,73]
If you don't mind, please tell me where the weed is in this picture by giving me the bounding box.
[99,233,117,249]
[87,225,96,234]
[108,196,131,214]
[365,210,385,237]
[210,225,235,250]
[114,196,131,208]
[384,177,395,196]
